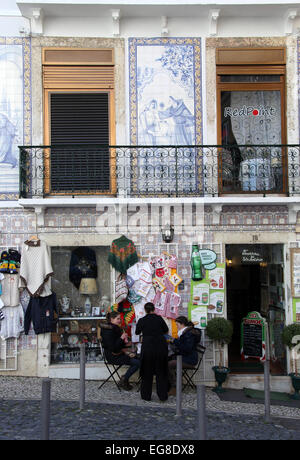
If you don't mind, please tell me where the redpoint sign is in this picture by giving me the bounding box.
[224,105,276,117]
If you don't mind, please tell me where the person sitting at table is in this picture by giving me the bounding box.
[101,311,140,391]
[168,316,202,395]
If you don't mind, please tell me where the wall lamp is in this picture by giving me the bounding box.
[161,223,174,243]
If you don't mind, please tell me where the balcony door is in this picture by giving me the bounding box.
[216,49,287,195]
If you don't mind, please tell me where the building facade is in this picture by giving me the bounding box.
[0,0,300,391]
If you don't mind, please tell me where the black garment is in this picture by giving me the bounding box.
[101,322,140,380]
[69,247,97,289]
[24,292,58,335]
[135,313,169,401]
[172,326,201,366]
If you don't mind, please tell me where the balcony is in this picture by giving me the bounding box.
[19,144,300,199]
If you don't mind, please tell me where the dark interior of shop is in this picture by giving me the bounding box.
[226,244,286,375]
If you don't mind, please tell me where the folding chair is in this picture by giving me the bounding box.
[98,342,123,392]
[182,344,206,391]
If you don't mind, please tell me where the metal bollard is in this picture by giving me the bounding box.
[41,378,51,440]
[79,343,86,410]
[197,384,207,440]
[264,323,271,422]
[175,354,182,417]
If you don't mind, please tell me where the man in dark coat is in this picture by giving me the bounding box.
[135,302,169,401]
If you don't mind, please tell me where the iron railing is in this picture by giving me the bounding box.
[19,144,300,198]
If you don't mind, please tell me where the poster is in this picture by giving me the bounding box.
[208,291,225,315]
[208,266,225,290]
[291,249,300,297]
[208,263,226,315]
[188,303,207,329]
[191,281,210,306]
[292,298,300,323]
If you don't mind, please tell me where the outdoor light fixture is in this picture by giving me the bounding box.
[161,223,174,243]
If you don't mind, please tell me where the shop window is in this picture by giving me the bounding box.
[50,246,111,365]
[216,48,287,195]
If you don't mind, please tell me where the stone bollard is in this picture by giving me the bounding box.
[197,384,207,440]
[41,378,51,440]
[175,354,182,417]
[79,343,86,410]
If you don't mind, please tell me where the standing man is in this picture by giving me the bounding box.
[135,302,169,401]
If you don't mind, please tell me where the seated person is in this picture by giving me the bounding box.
[168,316,202,395]
[101,311,140,391]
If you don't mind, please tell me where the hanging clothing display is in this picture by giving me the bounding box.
[0,305,24,339]
[0,249,21,274]
[0,274,4,321]
[24,292,58,335]
[0,273,20,307]
[69,246,97,289]
[108,235,138,274]
[19,240,53,297]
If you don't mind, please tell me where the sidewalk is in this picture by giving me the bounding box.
[1,376,300,419]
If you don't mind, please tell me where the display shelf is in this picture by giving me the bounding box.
[58,316,106,320]
[51,316,104,364]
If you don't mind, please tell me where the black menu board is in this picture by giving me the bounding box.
[241,312,265,359]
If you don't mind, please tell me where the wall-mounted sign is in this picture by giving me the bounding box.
[241,311,266,361]
[199,249,217,271]
[224,105,276,118]
[241,248,264,264]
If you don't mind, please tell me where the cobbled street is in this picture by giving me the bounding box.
[0,377,300,441]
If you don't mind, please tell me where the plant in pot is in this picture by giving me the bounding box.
[282,323,300,400]
[206,317,233,393]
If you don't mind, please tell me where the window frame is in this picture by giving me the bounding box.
[44,88,116,196]
[216,60,287,195]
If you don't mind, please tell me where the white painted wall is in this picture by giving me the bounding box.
[1,0,300,38]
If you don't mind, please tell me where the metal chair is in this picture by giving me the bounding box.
[182,344,206,391]
[98,343,123,392]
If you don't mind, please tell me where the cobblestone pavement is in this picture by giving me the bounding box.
[0,377,300,440]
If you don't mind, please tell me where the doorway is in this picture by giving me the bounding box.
[226,244,286,375]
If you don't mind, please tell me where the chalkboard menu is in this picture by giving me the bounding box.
[241,312,266,361]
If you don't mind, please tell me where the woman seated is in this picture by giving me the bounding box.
[101,311,140,391]
[168,316,202,395]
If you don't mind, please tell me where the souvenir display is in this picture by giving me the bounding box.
[108,235,138,274]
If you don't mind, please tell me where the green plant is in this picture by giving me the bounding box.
[282,323,300,375]
[206,317,233,368]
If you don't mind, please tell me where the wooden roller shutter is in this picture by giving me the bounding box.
[43,66,114,89]
[49,92,111,194]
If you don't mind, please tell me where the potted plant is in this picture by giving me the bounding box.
[282,323,300,400]
[206,317,233,393]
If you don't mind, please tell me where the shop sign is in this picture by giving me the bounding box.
[198,249,217,270]
[241,248,264,264]
[241,311,266,361]
[224,105,276,118]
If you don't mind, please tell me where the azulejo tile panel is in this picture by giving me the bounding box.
[129,37,203,195]
[0,37,31,200]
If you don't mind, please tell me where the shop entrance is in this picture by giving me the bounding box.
[226,244,286,375]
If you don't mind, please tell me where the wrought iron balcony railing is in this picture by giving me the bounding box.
[19,144,300,198]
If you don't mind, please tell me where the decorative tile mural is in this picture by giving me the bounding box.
[0,37,31,200]
[129,38,202,194]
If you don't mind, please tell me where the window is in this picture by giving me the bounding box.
[43,48,116,195]
[216,48,287,195]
